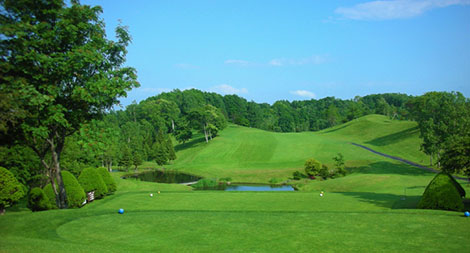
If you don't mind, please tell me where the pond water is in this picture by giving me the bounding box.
[224,184,295,191]
[194,184,295,191]
[122,170,201,184]
[122,170,295,191]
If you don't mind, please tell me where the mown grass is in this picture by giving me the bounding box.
[162,115,428,183]
[2,115,470,252]
[1,173,469,252]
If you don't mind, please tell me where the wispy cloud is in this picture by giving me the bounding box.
[335,0,470,20]
[268,56,327,67]
[210,84,248,95]
[224,59,253,66]
[290,90,316,99]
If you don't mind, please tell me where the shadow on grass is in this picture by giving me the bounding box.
[174,136,206,152]
[321,124,350,134]
[365,126,419,146]
[349,161,435,176]
[337,191,421,209]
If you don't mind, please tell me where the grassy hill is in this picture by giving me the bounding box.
[164,114,429,184]
[320,114,429,166]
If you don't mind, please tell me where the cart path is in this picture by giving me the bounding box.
[351,142,468,181]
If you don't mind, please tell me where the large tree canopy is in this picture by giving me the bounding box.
[0,0,138,208]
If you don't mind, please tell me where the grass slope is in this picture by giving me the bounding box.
[165,115,428,183]
[1,173,469,252]
[320,114,429,165]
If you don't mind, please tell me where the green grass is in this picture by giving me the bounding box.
[1,173,469,252]
[320,114,429,165]
[2,115,470,252]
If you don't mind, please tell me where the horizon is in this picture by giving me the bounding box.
[82,0,470,107]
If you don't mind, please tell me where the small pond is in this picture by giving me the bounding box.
[122,170,201,184]
[122,170,295,191]
[224,184,295,191]
[194,184,295,191]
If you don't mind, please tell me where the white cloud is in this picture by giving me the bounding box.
[269,56,327,66]
[224,59,252,66]
[210,84,248,95]
[335,0,470,20]
[290,90,316,99]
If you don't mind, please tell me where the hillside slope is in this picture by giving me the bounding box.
[320,114,428,165]
[167,115,429,183]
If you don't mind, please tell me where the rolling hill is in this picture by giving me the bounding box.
[165,114,430,184]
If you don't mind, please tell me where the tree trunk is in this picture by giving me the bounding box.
[430,155,433,166]
[50,137,67,209]
[203,123,209,143]
[171,119,175,132]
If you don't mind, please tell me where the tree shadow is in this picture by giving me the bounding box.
[321,124,350,134]
[337,191,421,209]
[365,126,419,146]
[174,136,206,152]
[348,161,435,176]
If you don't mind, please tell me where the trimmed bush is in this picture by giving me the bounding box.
[448,174,465,198]
[78,167,108,199]
[0,166,25,214]
[43,184,58,209]
[61,171,86,208]
[418,172,464,211]
[96,167,117,193]
[28,187,51,211]
[43,171,86,208]
[305,158,322,178]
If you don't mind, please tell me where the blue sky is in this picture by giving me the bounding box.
[83,0,470,106]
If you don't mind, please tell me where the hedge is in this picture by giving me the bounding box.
[418,172,464,211]
[0,166,25,212]
[28,187,51,211]
[43,171,86,208]
[78,167,108,199]
[96,167,117,193]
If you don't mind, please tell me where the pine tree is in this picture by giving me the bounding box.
[119,146,132,171]
[166,137,177,161]
[153,142,168,166]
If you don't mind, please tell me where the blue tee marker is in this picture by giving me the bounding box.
[465,211,470,217]
[118,208,124,214]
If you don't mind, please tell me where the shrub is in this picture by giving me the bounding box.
[304,158,322,178]
[78,167,108,199]
[43,171,86,208]
[192,178,218,189]
[28,187,51,211]
[43,184,58,209]
[292,171,304,180]
[319,164,330,179]
[418,172,464,211]
[269,178,282,184]
[62,171,86,208]
[448,174,465,198]
[96,167,117,193]
[0,166,25,214]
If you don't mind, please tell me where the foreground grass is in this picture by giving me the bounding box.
[2,173,470,252]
